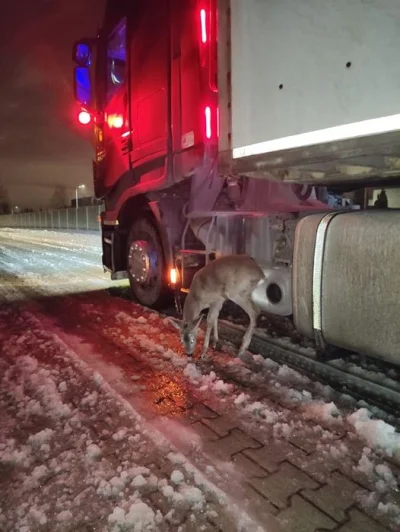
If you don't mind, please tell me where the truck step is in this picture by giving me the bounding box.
[180,249,208,255]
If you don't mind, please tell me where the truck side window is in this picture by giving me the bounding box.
[106,19,127,102]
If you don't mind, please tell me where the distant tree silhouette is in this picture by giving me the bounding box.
[0,180,11,215]
[51,185,68,209]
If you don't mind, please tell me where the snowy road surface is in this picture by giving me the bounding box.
[0,229,399,532]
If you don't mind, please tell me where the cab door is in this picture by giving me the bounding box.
[95,18,131,194]
[129,0,170,171]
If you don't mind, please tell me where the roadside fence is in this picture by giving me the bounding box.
[0,205,103,232]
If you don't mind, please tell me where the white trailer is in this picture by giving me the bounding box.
[218,0,400,185]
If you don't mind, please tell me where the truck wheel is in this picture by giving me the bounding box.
[126,218,171,308]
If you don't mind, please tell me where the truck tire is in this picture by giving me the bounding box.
[126,218,171,309]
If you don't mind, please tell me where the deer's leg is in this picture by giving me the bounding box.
[232,297,259,358]
[211,298,224,349]
[202,299,224,358]
[201,312,213,359]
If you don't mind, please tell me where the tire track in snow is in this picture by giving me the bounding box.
[0,302,281,532]
[21,292,400,531]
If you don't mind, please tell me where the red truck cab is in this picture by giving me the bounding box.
[72,0,323,311]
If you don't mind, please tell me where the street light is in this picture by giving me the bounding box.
[75,184,85,209]
[75,184,86,231]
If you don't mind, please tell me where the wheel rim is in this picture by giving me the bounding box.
[128,239,159,285]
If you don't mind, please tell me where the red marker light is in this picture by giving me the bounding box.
[78,110,91,125]
[205,106,212,139]
[200,9,208,44]
[203,105,219,140]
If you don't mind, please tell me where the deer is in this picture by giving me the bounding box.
[169,255,265,359]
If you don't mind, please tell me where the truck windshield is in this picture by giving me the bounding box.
[106,19,127,102]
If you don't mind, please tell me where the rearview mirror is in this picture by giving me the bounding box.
[73,41,92,67]
[74,66,92,107]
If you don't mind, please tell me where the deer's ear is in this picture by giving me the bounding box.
[168,317,182,331]
[194,315,204,330]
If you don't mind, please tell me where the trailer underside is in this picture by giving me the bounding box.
[220,131,400,187]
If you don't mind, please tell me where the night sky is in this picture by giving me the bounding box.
[0,0,105,209]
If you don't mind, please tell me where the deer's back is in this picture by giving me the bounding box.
[190,255,264,303]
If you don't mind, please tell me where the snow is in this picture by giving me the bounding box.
[58,381,67,392]
[213,379,233,394]
[303,401,341,423]
[31,465,49,481]
[329,443,347,461]
[57,510,73,522]
[262,408,279,424]
[348,408,400,456]
[273,423,293,440]
[375,464,397,489]
[132,475,147,488]
[167,452,186,465]
[29,429,54,446]
[377,501,400,522]
[180,486,205,506]
[29,507,47,525]
[0,440,32,468]
[171,470,184,485]
[81,390,99,407]
[108,501,158,531]
[1,229,400,531]
[0,298,266,531]
[356,449,375,477]
[162,485,175,498]
[113,428,128,441]
[86,443,102,460]
[356,448,399,494]
[234,393,250,406]
[183,363,202,381]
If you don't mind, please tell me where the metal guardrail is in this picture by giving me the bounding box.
[0,205,103,232]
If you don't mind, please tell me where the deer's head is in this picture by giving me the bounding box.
[169,316,203,356]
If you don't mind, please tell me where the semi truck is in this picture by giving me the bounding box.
[72,0,400,366]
